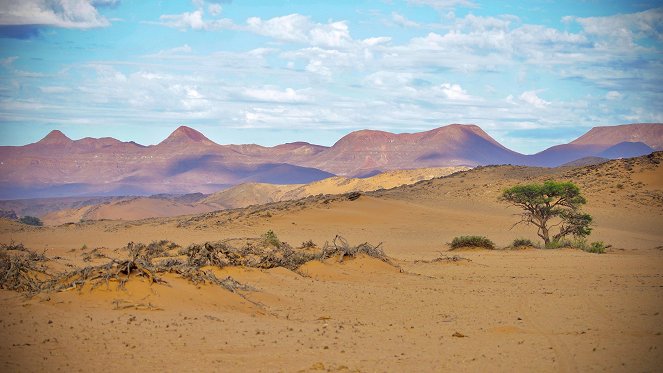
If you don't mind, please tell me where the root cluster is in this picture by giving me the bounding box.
[1,235,387,297]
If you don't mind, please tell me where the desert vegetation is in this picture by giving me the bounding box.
[0,233,390,297]
[511,238,536,248]
[449,235,495,250]
[501,181,592,246]
[19,215,43,226]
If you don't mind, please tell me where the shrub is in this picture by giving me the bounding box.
[585,241,607,254]
[544,238,607,253]
[511,238,535,248]
[19,216,43,227]
[450,236,495,250]
[261,230,281,248]
[544,238,575,249]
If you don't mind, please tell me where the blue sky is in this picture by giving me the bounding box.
[0,0,661,154]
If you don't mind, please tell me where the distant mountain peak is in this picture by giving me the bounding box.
[570,123,663,150]
[37,130,73,145]
[159,126,215,146]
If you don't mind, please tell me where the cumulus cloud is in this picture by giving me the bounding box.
[439,83,470,100]
[392,12,420,28]
[0,0,111,29]
[157,7,234,31]
[246,14,352,48]
[519,91,550,108]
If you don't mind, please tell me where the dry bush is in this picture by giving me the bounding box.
[0,250,49,294]
[179,239,318,270]
[126,240,179,260]
[2,235,389,297]
[0,241,27,251]
[47,252,163,292]
[320,235,389,263]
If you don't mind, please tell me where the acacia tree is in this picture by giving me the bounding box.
[500,181,592,246]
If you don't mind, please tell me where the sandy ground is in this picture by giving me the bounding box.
[1,155,662,372]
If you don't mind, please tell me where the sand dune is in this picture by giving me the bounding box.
[1,153,661,372]
[40,166,467,225]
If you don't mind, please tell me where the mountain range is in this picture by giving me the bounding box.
[0,123,661,199]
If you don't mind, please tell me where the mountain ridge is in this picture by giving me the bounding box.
[1,123,661,199]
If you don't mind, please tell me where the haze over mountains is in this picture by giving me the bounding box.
[0,123,660,199]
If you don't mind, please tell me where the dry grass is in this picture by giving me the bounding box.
[1,235,388,296]
[0,249,49,294]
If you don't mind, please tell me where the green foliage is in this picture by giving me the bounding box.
[501,181,592,245]
[543,238,607,253]
[19,216,43,227]
[511,238,535,248]
[262,230,281,248]
[586,241,607,254]
[450,236,495,250]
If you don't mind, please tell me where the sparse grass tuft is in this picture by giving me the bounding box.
[450,236,495,250]
[511,238,536,248]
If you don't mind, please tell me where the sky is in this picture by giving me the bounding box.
[0,0,661,154]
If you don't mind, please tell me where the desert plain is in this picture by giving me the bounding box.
[1,153,662,372]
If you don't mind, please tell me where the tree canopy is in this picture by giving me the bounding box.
[501,181,592,245]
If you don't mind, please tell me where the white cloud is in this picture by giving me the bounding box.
[157,9,233,31]
[91,0,119,8]
[407,0,477,9]
[159,10,205,30]
[519,91,550,108]
[439,83,470,100]
[0,0,111,28]
[246,14,352,48]
[145,44,193,58]
[242,87,310,103]
[0,56,18,68]
[208,4,222,16]
[392,12,420,28]
[605,91,622,100]
[568,8,663,42]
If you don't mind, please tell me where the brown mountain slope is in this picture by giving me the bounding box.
[0,126,333,199]
[571,123,663,149]
[201,166,468,209]
[301,124,525,176]
[528,123,662,166]
[40,166,467,224]
[2,123,662,199]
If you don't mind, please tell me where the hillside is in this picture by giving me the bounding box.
[1,123,661,199]
[1,152,661,373]
[40,166,467,224]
